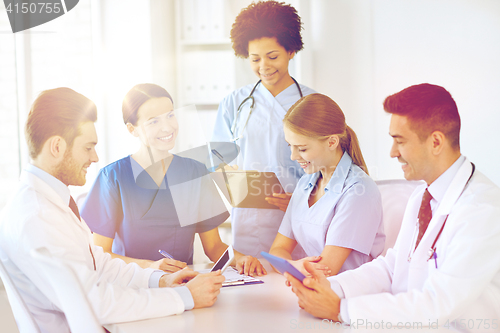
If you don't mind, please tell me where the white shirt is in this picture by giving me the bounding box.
[0,165,193,332]
[329,157,500,331]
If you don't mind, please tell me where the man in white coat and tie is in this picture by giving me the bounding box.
[286,83,500,331]
[0,87,225,332]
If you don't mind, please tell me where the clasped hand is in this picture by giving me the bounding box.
[290,256,332,277]
[285,261,341,321]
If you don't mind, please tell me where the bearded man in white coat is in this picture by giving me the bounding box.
[286,83,500,331]
[0,87,225,333]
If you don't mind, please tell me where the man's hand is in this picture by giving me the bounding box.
[149,258,187,273]
[235,255,267,276]
[286,261,341,321]
[289,256,332,278]
[186,270,226,309]
[159,267,198,287]
[265,192,292,212]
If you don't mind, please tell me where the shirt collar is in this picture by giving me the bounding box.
[427,155,465,206]
[25,163,71,205]
[303,152,353,194]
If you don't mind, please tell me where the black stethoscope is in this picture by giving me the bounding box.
[408,163,475,268]
[230,77,303,142]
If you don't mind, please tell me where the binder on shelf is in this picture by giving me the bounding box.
[208,0,225,41]
[181,0,195,40]
[180,0,226,43]
[181,50,235,105]
[195,0,210,40]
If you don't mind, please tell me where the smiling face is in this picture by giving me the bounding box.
[284,125,338,175]
[389,114,436,183]
[54,121,98,186]
[132,97,177,154]
[248,37,295,96]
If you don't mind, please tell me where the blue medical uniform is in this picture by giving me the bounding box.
[278,152,385,273]
[81,155,229,264]
[212,81,316,258]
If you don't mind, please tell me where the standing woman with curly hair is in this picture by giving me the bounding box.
[212,1,316,258]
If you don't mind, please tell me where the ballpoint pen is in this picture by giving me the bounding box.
[211,149,228,167]
[158,249,174,260]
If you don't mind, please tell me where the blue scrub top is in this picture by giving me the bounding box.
[211,81,316,258]
[278,152,385,273]
[81,155,229,264]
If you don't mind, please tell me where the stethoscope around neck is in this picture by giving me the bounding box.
[230,77,303,142]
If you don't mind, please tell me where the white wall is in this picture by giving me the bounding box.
[92,0,153,168]
[304,0,500,185]
[96,0,500,186]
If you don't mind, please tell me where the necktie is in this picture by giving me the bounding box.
[69,196,96,270]
[69,196,81,221]
[415,188,433,249]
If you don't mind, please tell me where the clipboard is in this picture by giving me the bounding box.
[220,267,264,287]
[197,266,264,287]
[211,170,284,209]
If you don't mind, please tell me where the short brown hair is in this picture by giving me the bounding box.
[383,83,460,149]
[284,93,368,174]
[122,83,173,126]
[230,1,303,58]
[25,87,97,159]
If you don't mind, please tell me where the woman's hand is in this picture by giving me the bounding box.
[235,255,267,276]
[149,258,188,273]
[265,192,292,212]
[289,256,332,280]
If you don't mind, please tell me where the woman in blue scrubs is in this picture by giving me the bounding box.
[269,94,385,276]
[212,1,315,258]
[81,84,265,276]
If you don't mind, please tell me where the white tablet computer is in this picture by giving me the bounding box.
[211,245,234,273]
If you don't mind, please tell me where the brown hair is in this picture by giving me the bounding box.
[122,83,173,126]
[284,93,368,174]
[230,1,303,58]
[383,83,460,149]
[25,87,97,159]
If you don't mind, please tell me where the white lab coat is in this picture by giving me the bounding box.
[212,81,315,257]
[0,171,186,333]
[330,158,500,331]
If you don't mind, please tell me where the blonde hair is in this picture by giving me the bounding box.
[283,93,368,174]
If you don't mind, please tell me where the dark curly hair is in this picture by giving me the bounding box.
[230,1,303,58]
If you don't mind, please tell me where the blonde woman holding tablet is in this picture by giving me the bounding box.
[270,94,385,276]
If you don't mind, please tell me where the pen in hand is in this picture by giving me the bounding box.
[211,149,238,171]
[211,149,228,167]
[159,249,175,260]
[156,250,188,273]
